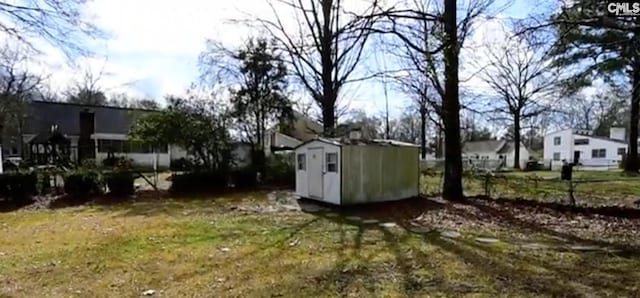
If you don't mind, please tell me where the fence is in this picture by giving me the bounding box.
[420,159,552,172]
[421,170,640,207]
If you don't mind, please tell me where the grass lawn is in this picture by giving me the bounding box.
[422,170,640,207]
[1,192,640,297]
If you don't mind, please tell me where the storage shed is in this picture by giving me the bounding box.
[294,137,420,205]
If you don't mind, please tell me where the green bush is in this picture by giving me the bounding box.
[231,167,257,189]
[264,154,294,188]
[102,156,134,170]
[170,158,194,171]
[105,171,135,196]
[169,171,228,194]
[64,171,102,197]
[0,172,37,203]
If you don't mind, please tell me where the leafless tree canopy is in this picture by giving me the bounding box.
[478,30,559,168]
[0,0,103,58]
[253,0,381,135]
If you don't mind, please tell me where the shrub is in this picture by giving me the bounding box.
[64,170,102,197]
[169,171,228,194]
[231,167,257,189]
[105,171,135,196]
[170,158,194,171]
[0,172,37,203]
[264,154,294,188]
[102,156,134,169]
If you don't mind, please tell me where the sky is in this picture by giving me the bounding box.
[14,0,571,121]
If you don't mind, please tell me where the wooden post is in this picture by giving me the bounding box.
[568,180,576,206]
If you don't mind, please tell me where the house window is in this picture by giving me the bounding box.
[554,136,561,145]
[297,154,306,170]
[618,147,626,155]
[326,152,338,172]
[574,138,589,145]
[98,139,124,153]
[97,139,168,154]
[553,152,561,161]
[591,149,606,158]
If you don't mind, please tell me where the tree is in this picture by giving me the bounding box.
[375,0,495,200]
[131,95,233,171]
[479,33,558,169]
[202,37,293,173]
[389,107,422,144]
[108,93,160,110]
[255,0,381,136]
[336,109,383,139]
[0,44,45,156]
[0,0,103,58]
[66,69,107,106]
[536,0,640,172]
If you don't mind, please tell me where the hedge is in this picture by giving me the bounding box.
[64,171,103,197]
[105,171,135,196]
[231,167,257,189]
[169,171,228,194]
[0,172,37,203]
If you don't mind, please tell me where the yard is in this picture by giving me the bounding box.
[1,191,640,297]
[422,170,640,207]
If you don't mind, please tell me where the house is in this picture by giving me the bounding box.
[264,111,323,153]
[2,101,178,168]
[294,132,419,205]
[462,140,530,169]
[543,127,637,169]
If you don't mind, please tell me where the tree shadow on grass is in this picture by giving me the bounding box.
[460,196,640,255]
[46,189,274,218]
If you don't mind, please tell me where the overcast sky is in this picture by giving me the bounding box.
[23,0,557,119]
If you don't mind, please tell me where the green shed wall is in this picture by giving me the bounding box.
[341,145,419,204]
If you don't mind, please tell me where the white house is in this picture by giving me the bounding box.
[294,135,419,205]
[543,127,635,169]
[462,140,531,169]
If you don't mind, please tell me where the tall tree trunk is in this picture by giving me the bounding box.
[420,105,427,159]
[626,58,640,172]
[442,0,464,200]
[513,114,521,169]
[320,0,336,137]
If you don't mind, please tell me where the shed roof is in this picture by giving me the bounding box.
[295,137,420,149]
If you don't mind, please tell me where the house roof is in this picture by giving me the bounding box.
[23,101,156,136]
[295,137,420,149]
[463,140,506,153]
[575,134,628,145]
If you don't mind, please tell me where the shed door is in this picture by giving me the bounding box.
[308,148,324,198]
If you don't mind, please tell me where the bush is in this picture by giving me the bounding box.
[0,172,37,203]
[105,171,135,196]
[264,154,295,188]
[102,156,134,170]
[231,167,257,189]
[64,170,102,197]
[170,158,194,171]
[524,161,542,171]
[169,171,228,194]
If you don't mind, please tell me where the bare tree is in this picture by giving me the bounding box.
[65,66,108,106]
[0,0,103,58]
[374,0,496,200]
[0,44,46,156]
[253,0,381,136]
[479,32,558,169]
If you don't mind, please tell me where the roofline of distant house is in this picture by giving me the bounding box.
[31,100,161,113]
[575,134,628,144]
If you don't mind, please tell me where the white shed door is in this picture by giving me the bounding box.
[308,148,324,198]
